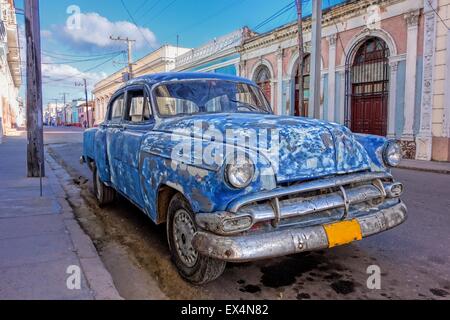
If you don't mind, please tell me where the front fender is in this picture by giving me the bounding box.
[354,134,389,172]
[139,132,276,220]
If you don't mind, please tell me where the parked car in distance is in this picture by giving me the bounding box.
[81,72,407,284]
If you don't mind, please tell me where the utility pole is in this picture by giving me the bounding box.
[110,36,136,80]
[295,0,304,117]
[60,92,69,125]
[25,0,44,178]
[309,0,323,119]
[75,79,90,128]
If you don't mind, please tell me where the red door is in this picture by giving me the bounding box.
[349,37,389,136]
[259,81,271,102]
[351,93,387,137]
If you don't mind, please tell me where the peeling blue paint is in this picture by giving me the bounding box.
[83,72,393,225]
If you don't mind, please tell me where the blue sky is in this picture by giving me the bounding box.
[15,0,345,105]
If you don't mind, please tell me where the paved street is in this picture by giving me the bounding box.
[44,126,450,300]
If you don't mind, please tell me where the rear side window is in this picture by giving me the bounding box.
[109,94,125,122]
[125,89,152,123]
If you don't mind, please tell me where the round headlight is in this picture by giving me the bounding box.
[384,141,402,167]
[226,158,255,189]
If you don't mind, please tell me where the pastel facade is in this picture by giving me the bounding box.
[238,0,450,161]
[93,45,190,124]
[175,28,255,76]
[0,0,21,141]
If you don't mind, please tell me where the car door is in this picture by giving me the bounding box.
[104,91,126,191]
[120,85,155,209]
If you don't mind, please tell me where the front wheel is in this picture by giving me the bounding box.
[167,194,226,285]
[93,166,115,207]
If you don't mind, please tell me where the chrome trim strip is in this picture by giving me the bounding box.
[192,202,407,262]
[241,184,388,224]
[227,172,392,213]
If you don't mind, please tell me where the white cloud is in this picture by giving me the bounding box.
[42,63,107,89]
[57,12,158,51]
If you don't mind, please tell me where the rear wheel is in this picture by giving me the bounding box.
[167,194,226,284]
[93,166,115,207]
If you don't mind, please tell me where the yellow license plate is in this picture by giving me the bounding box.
[324,220,363,248]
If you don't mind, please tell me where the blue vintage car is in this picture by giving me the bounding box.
[82,72,407,284]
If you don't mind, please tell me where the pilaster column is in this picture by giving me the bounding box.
[443,30,450,139]
[388,61,399,138]
[338,69,346,125]
[276,47,284,116]
[416,0,437,160]
[402,9,420,141]
[327,34,337,122]
[239,60,246,78]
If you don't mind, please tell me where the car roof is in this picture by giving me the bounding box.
[124,72,256,87]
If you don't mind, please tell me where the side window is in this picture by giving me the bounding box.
[126,89,153,123]
[109,94,125,122]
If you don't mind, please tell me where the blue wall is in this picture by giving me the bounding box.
[413,57,423,135]
[213,64,237,75]
[281,80,290,115]
[322,74,329,121]
[185,54,240,75]
[335,72,342,124]
[395,60,406,138]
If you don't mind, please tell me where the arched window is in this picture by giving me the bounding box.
[294,54,311,117]
[349,37,390,136]
[254,65,272,102]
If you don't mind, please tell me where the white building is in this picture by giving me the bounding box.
[93,45,190,124]
[0,0,21,142]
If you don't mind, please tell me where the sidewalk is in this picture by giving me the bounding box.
[0,133,122,300]
[398,159,450,175]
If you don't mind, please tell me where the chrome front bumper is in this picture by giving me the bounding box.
[192,201,407,262]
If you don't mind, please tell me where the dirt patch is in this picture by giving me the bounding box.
[430,288,449,298]
[330,280,355,295]
[260,253,328,288]
[47,147,208,300]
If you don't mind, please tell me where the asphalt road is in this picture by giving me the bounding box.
[44,126,450,300]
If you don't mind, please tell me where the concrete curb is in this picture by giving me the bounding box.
[45,152,123,300]
[397,162,450,175]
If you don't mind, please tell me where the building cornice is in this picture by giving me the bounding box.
[239,0,406,52]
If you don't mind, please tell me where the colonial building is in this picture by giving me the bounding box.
[175,28,255,75]
[238,0,450,162]
[93,44,190,124]
[0,0,21,141]
[44,102,64,126]
[78,101,94,128]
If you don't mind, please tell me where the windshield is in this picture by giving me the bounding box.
[154,79,272,117]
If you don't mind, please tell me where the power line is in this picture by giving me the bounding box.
[427,0,450,30]
[148,0,178,22]
[135,0,163,22]
[41,50,125,58]
[120,0,157,49]
[326,0,347,60]
[176,0,249,35]
[41,53,126,65]
[42,52,122,84]
[133,0,150,15]
[254,1,296,31]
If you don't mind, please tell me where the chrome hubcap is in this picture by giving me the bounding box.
[173,209,198,268]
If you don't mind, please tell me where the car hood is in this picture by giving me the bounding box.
[155,114,371,183]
